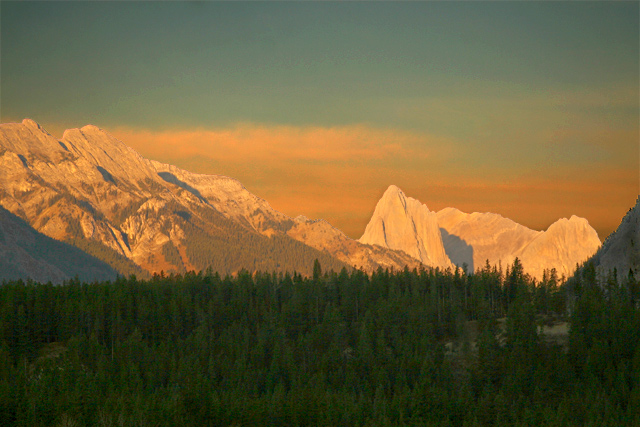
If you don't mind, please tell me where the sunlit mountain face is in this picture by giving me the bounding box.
[359,185,601,280]
[0,119,427,277]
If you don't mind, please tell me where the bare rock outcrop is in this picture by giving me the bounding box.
[359,185,452,269]
[515,215,601,280]
[436,207,540,272]
[361,185,601,280]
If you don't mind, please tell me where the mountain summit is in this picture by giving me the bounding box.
[359,186,452,269]
[0,119,603,280]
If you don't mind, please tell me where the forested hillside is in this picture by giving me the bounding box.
[0,261,637,426]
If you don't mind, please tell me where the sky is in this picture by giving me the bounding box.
[1,1,638,240]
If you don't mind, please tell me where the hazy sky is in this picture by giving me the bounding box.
[2,1,638,240]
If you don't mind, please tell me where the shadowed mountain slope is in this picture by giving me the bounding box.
[588,196,640,279]
[0,205,117,284]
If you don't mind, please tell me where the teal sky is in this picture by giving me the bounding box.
[1,1,638,239]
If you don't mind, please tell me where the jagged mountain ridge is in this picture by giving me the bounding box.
[436,207,601,279]
[436,207,541,271]
[0,119,418,277]
[360,185,601,280]
[0,205,117,284]
[587,196,640,279]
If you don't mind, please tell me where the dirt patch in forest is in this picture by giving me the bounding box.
[445,318,570,358]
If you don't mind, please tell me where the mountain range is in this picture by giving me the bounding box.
[0,119,613,282]
[358,185,602,279]
[0,119,419,281]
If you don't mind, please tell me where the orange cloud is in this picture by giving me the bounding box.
[105,124,636,241]
[110,124,441,166]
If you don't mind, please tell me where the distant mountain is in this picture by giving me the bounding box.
[359,185,452,269]
[516,215,601,280]
[436,207,540,271]
[0,119,418,278]
[437,207,601,279]
[360,185,601,279]
[1,119,603,281]
[588,196,640,279]
[0,205,116,283]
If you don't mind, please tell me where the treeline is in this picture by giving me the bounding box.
[0,260,637,426]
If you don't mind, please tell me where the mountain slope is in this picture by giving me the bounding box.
[148,161,421,272]
[436,207,540,271]
[515,216,601,279]
[588,196,640,278]
[359,185,452,269]
[0,119,417,277]
[0,205,117,284]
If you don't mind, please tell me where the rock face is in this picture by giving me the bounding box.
[0,119,603,280]
[359,185,452,269]
[360,185,601,280]
[0,119,418,278]
[436,208,600,279]
[516,216,601,280]
[436,207,540,272]
[0,205,116,284]
[588,196,640,279]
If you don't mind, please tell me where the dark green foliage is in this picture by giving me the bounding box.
[0,260,637,426]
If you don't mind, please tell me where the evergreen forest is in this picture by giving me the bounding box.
[0,259,638,426]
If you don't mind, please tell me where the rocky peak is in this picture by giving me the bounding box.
[0,119,66,163]
[543,215,599,242]
[0,120,430,277]
[378,185,411,212]
[514,215,601,280]
[436,206,541,272]
[22,118,44,130]
[369,190,602,280]
[359,185,452,269]
[61,124,158,185]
